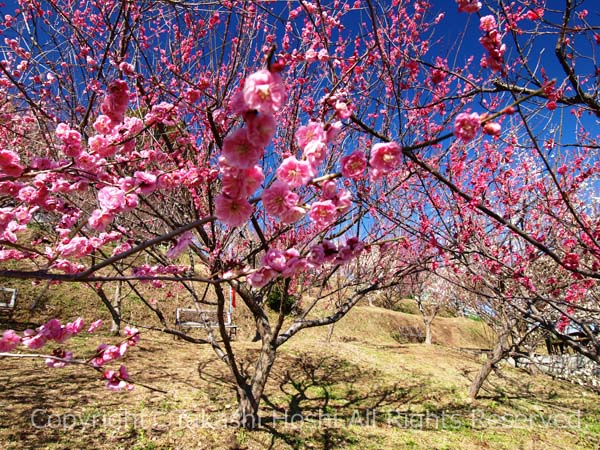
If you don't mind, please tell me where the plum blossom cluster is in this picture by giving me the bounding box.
[479,15,506,75]
[454,110,502,142]
[21,317,86,350]
[92,327,138,391]
[0,318,103,353]
[52,232,122,259]
[86,80,183,232]
[264,119,345,227]
[0,83,152,251]
[90,325,139,368]
[166,231,194,259]
[0,204,32,245]
[216,67,354,230]
[309,179,352,229]
[247,237,364,288]
[131,263,191,287]
[0,319,138,390]
[215,69,286,227]
[0,318,103,367]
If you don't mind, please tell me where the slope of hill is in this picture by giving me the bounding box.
[299,305,494,349]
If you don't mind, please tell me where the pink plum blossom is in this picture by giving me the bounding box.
[229,89,248,114]
[334,100,352,119]
[320,181,351,212]
[101,80,129,125]
[454,112,481,141]
[89,135,115,158]
[326,121,342,144]
[66,318,85,335]
[322,181,337,200]
[295,121,326,150]
[50,259,86,274]
[309,200,337,228]
[215,194,253,227]
[98,186,127,213]
[167,231,194,259]
[220,163,264,199]
[88,209,114,231]
[335,189,352,213]
[369,142,401,175]
[221,128,264,169]
[242,69,286,114]
[247,267,277,288]
[0,330,20,352]
[336,237,364,264]
[563,253,580,270]
[56,123,82,157]
[479,15,497,32]
[483,122,501,137]
[119,61,135,76]
[304,140,327,169]
[57,236,94,258]
[341,151,367,179]
[91,342,128,367]
[21,332,47,350]
[0,150,24,177]
[103,365,134,391]
[308,241,338,265]
[281,255,308,278]
[133,171,158,195]
[93,115,113,135]
[262,180,303,222]
[276,156,315,188]
[281,206,306,224]
[88,319,103,333]
[124,326,140,345]
[38,319,67,341]
[262,248,287,272]
[45,349,73,368]
[245,113,276,147]
[144,102,178,126]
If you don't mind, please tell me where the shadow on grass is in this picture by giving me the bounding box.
[198,350,430,449]
[0,361,117,449]
[0,329,208,449]
[262,353,419,418]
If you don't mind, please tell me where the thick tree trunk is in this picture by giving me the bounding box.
[235,342,277,429]
[236,388,260,429]
[468,326,511,399]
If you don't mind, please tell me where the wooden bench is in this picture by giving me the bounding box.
[175,308,237,339]
[0,287,17,320]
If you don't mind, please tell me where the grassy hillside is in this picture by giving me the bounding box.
[1,293,598,450]
[303,305,494,349]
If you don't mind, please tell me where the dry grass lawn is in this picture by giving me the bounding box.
[1,304,599,449]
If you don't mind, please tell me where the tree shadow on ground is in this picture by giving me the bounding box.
[262,352,419,418]
[198,350,428,449]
